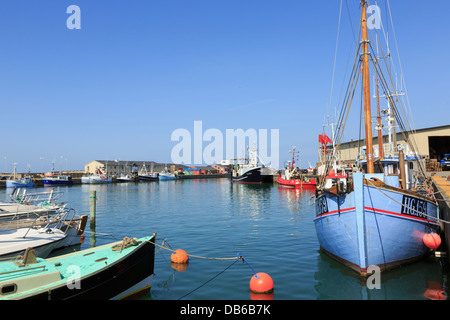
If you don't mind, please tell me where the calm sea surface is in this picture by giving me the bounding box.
[3,178,449,300]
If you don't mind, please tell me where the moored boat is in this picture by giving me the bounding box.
[43,174,73,186]
[0,234,156,300]
[277,147,316,189]
[117,174,135,182]
[313,1,440,276]
[138,163,159,181]
[230,147,273,184]
[0,206,87,258]
[81,168,112,184]
[6,164,35,188]
[159,172,176,180]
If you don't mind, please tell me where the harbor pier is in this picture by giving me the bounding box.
[431,173,450,263]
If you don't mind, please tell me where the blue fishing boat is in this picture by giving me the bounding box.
[6,177,34,188]
[43,174,73,186]
[0,234,156,300]
[6,165,34,188]
[314,1,439,276]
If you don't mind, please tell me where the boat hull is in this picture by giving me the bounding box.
[313,173,439,275]
[43,179,73,186]
[6,180,34,188]
[11,235,156,300]
[0,228,67,259]
[231,167,272,184]
[159,174,176,180]
[81,176,112,184]
[138,175,159,182]
[277,175,316,189]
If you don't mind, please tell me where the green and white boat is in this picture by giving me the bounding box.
[0,233,156,300]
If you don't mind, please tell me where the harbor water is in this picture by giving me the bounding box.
[3,178,448,300]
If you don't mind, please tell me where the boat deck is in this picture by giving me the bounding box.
[0,235,155,299]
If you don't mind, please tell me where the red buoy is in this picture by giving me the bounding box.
[249,272,274,294]
[423,233,441,249]
[171,249,189,263]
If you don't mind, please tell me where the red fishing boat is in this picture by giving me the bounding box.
[277,147,316,189]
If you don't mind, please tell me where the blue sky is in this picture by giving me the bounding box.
[0,0,449,173]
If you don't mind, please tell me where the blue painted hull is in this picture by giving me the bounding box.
[314,172,439,275]
[43,179,73,186]
[6,180,34,188]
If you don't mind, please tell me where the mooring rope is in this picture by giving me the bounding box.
[149,239,238,260]
[177,258,241,300]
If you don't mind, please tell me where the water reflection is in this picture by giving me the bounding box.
[314,251,447,300]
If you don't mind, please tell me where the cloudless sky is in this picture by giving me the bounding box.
[0,0,449,173]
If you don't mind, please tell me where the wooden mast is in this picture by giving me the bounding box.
[361,0,374,173]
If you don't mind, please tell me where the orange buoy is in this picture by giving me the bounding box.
[423,233,441,249]
[249,272,273,294]
[171,249,189,264]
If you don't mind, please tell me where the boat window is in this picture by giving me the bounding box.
[374,162,384,174]
[1,284,17,295]
[387,164,398,175]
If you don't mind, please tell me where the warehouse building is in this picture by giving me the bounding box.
[84,160,186,176]
[328,124,450,170]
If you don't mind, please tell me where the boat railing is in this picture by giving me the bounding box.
[9,188,64,205]
[20,205,74,238]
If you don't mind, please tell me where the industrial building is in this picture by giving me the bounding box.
[326,124,450,170]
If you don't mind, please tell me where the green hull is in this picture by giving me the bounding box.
[0,234,156,300]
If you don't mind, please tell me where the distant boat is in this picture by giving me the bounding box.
[277,147,317,189]
[43,174,73,186]
[117,174,135,182]
[159,172,176,181]
[81,167,112,184]
[42,162,73,186]
[230,147,273,184]
[0,234,156,300]
[158,165,177,181]
[6,164,34,188]
[138,163,159,182]
[6,177,34,188]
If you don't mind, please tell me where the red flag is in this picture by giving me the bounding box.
[319,133,332,145]
[319,134,325,144]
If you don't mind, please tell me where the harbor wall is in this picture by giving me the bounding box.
[431,174,450,264]
[0,173,232,188]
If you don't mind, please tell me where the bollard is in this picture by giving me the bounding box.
[89,190,97,247]
[89,190,96,228]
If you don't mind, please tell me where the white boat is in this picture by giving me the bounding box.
[0,207,87,258]
[159,165,177,180]
[0,188,66,220]
[117,174,135,182]
[159,172,176,180]
[0,227,67,259]
[81,167,112,184]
